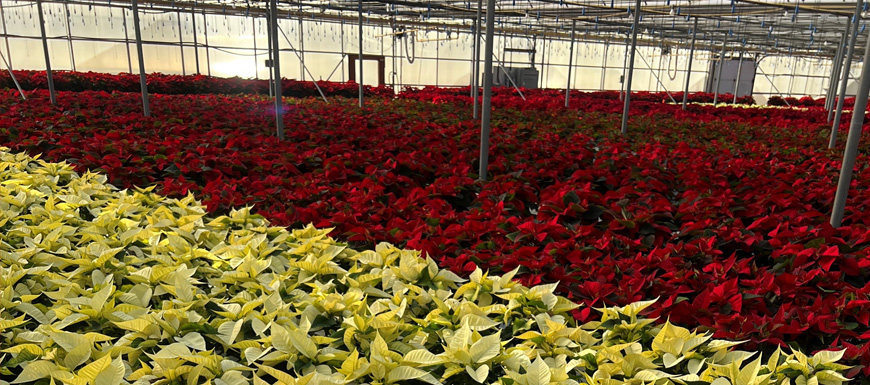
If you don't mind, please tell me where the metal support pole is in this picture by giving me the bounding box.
[267,9,273,97]
[325,54,346,82]
[358,0,364,108]
[131,0,150,116]
[122,8,132,73]
[565,20,576,108]
[637,50,677,103]
[713,39,726,105]
[479,0,495,181]
[340,20,345,82]
[826,33,845,111]
[830,0,863,148]
[389,25,396,89]
[757,65,792,107]
[36,0,56,105]
[64,2,75,72]
[831,33,870,227]
[0,0,12,69]
[191,10,200,74]
[733,50,744,104]
[177,11,186,76]
[299,15,305,81]
[276,25,329,103]
[436,33,440,87]
[619,38,629,101]
[269,0,284,139]
[203,10,211,76]
[600,42,608,91]
[491,53,526,100]
[0,50,24,100]
[620,0,642,135]
[472,0,483,119]
[252,17,258,80]
[682,18,698,110]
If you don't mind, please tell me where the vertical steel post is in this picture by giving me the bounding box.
[472,0,483,119]
[713,38,726,105]
[131,0,150,116]
[565,20,576,107]
[358,0,364,108]
[177,11,186,76]
[203,10,211,76]
[191,10,200,74]
[267,9,273,97]
[600,41,609,91]
[831,31,870,227]
[436,32,440,87]
[682,18,698,110]
[299,14,305,81]
[733,50,743,104]
[122,8,132,73]
[620,0,642,135]
[36,0,56,105]
[619,38,629,101]
[830,0,864,148]
[826,31,846,111]
[479,0,496,180]
[269,0,284,139]
[252,16,258,80]
[64,2,75,71]
[0,0,12,68]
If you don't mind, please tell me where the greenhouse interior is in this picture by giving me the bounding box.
[4,0,870,384]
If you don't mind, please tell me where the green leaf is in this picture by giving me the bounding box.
[288,328,318,360]
[256,363,297,384]
[78,354,112,382]
[468,334,501,363]
[386,366,428,383]
[466,364,489,383]
[12,360,57,383]
[218,320,243,346]
[94,357,126,385]
[176,332,207,351]
[403,349,443,366]
[526,357,551,385]
[811,350,846,366]
[63,343,91,369]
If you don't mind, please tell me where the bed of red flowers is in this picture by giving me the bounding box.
[404,85,756,105]
[3,73,870,378]
[0,70,394,98]
[1,70,759,105]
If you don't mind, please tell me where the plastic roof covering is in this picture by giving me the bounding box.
[62,0,868,58]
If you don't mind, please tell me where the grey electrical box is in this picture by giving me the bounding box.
[492,66,539,89]
[706,58,756,97]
